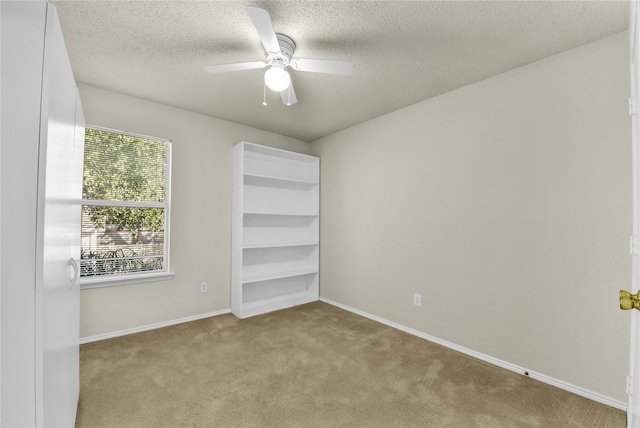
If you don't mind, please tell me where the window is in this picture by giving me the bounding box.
[80,126,172,287]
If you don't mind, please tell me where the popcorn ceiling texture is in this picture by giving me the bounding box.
[51,0,629,142]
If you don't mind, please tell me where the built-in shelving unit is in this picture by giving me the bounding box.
[232,142,319,318]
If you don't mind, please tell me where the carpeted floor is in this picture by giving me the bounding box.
[75,301,626,427]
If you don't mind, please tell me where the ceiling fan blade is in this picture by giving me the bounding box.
[204,61,266,74]
[246,5,281,54]
[290,58,353,76]
[280,82,297,106]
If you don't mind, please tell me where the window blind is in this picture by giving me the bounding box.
[81,127,171,278]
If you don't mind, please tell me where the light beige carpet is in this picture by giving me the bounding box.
[75,301,625,427]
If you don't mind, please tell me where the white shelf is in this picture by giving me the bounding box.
[242,275,318,310]
[242,268,318,284]
[243,212,317,216]
[244,173,318,188]
[243,142,318,163]
[242,242,318,249]
[243,211,318,217]
[240,291,318,318]
[242,214,318,248]
[232,142,320,319]
[242,181,318,215]
[243,144,319,183]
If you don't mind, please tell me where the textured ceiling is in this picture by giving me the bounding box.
[52,0,630,142]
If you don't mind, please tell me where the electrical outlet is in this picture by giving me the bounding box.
[413,293,422,307]
[200,282,208,293]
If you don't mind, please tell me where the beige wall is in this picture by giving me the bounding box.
[311,32,632,402]
[79,31,632,402]
[77,83,311,338]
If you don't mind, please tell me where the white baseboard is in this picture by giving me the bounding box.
[79,308,232,344]
[320,297,627,411]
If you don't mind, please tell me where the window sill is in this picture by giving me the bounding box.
[80,271,176,289]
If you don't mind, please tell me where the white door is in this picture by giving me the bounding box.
[34,4,84,427]
[629,1,640,426]
[1,2,83,426]
[1,2,48,425]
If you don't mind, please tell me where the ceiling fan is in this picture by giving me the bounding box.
[204,5,353,106]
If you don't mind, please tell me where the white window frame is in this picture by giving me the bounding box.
[80,125,175,288]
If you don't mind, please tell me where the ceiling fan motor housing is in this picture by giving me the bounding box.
[274,34,296,62]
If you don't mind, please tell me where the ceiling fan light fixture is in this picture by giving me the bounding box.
[264,66,290,92]
[204,6,351,106]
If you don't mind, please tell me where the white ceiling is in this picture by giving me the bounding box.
[51,0,630,142]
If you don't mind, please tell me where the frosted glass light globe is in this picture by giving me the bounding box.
[264,66,290,92]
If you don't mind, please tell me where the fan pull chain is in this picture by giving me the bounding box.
[262,82,267,106]
[285,85,292,106]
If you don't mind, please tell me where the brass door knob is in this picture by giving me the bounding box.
[620,290,640,310]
